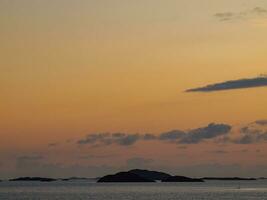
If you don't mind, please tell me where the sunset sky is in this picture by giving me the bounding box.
[1,0,267,179]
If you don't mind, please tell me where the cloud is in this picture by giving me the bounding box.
[159,130,185,141]
[78,123,231,147]
[254,120,267,126]
[77,133,143,146]
[185,76,267,92]
[77,133,110,145]
[233,131,267,144]
[179,123,232,144]
[76,120,267,146]
[252,7,267,15]
[218,123,267,144]
[235,124,267,144]
[117,134,140,146]
[214,7,267,21]
[214,12,235,21]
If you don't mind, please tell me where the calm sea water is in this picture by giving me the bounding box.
[0,180,267,200]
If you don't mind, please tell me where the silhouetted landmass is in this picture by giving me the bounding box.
[60,177,99,181]
[203,177,257,181]
[162,176,204,182]
[98,172,155,182]
[129,169,171,181]
[9,177,56,182]
[60,177,91,181]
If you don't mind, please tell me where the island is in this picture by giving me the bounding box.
[128,169,171,181]
[162,176,204,182]
[9,177,57,182]
[60,177,90,181]
[97,172,155,182]
[97,169,206,183]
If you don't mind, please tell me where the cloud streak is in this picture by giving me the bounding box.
[214,7,267,21]
[185,76,267,93]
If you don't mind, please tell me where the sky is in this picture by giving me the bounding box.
[1,0,267,179]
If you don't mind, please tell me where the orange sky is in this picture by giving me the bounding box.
[1,0,267,178]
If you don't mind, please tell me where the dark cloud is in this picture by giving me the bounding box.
[159,130,185,141]
[77,133,110,145]
[77,133,143,146]
[254,120,267,126]
[185,76,267,93]
[179,123,232,144]
[77,133,158,147]
[231,125,267,144]
[214,121,267,145]
[117,134,140,146]
[214,7,267,21]
[234,134,257,144]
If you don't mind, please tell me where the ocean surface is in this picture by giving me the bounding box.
[0,179,267,200]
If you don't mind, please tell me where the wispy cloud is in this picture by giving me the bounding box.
[185,76,267,93]
[214,7,267,21]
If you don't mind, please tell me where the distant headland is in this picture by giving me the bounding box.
[9,177,57,182]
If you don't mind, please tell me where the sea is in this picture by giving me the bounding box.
[0,179,267,200]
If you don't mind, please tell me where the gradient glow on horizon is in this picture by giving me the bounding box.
[1,0,267,178]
